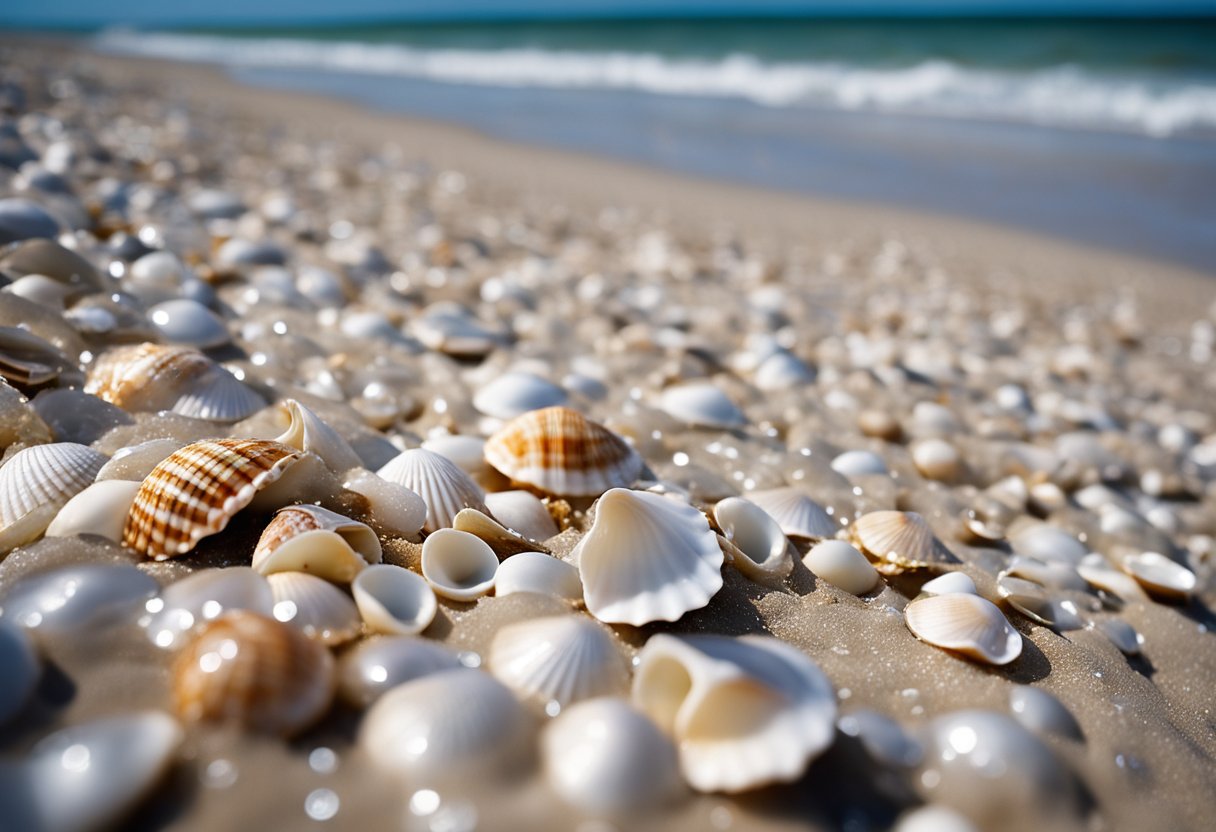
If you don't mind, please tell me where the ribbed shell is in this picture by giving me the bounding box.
[123,439,301,560]
[851,510,947,573]
[376,447,487,533]
[489,615,629,707]
[0,442,108,528]
[746,487,837,540]
[266,571,362,645]
[904,593,1022,665]
[484,406,643,497]
[171,611,335,736]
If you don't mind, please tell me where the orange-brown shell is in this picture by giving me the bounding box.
[171,611,335,736]
[123,438,301,560]
[483,407,643,497]
[86,343,214,410]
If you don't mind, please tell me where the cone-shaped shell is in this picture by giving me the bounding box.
[124,439,302,560]
[495,551,583,602]
[420,528,498,601]
[714,497,794,585]
[746,487,836,540]
[376,447,487,533]
[352,564,437,636]
[632,634,837,793]
[575,488,723,626]
[266,571,362,645]
[171,611,335,736]
[852,510,952,573]
[904,593,1022,665]
[484,406,643,497]
[252,505,381,582]
[489,615,629,708]
[274,399,362,473]
[0,442,108,530]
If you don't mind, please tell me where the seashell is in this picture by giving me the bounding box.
[894,806,979,832]
[473,371,568,420]
[412,306,503,357]
[921,572,978,597]
[658,382,746,429]
[1120,551,1196,600]
[575,488,723,626]
[360,668,533,783]
[0,620,39,725]
[495,551,583,602]
[745,487,836,540]
[123,439,302,560]
[541,698,684,814]
[188,188,245,219]
[420,528,498,601]
[484,406,644,497]
[148,298,230,348]
[45,479,140,542]
[484,490,559,542]
[909,401,961,437]
[342,468,426,541]
[128,250,185,290]
[1009,686,1083,741]
[252,505,380,583]
[172,611,335,736]
[858,409,902,441]
[0,325,80,390]
[95,438,182,482]
[420,434,494,485]
[851,510,951,573]
[142,567,274,650]
[1075,553,1146,602]
[754,350,815,391]
[452,507,545,557]
[0,197,59,243]
[337,636,462,708]
[0,239,101,294]
[1001,556,1089,592]
[352,564,437,636]
[996,576,1084,631]
[837,709,923,768]
[912,438,962,481]
[0,442,108,550]
[803,540,879,595]
[5,274,72,309]
[1008,523,1088,565]
[714,496,794,585]
[633,634,837,792]
[214,238,286,269]
[904,594,1022,665]
[274,399,363,473]
[831,449,889,477]
[376,448,488,532]
[266,571,362,645]
[489,615,629,708]
[0,564,157,636]
[1095,618,1142,655]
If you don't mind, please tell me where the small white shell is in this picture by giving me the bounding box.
[575,488,723,626]
[420,528,498,601]
[489,615,628,707]
[274,399,363,473]
[904,593,1022,665]
[831,449,889,477]
[376,448,488,532]
[911,439,962,481]
[0,442,108,533]
[754,350,815,391]
[745,487,836,540]
[473,371,568,420]
[45,479,140,542]
[128,250,185,289]
[0,620,39,725]
[658,382,746,429]
[714,496,793,585]
[94,438,182,482]
[266,571,362,645]
[1075,553,1146,602]
[352,564,437,636]
[921,572,978,596]
[483,490,559,542]
[252,505,381,583]
[148,298,230,348]
[142,567,274,650]
[1009,523,1088,565]
[495,552,583,602]
[803,540,879,595]
[337,636,461,708]
[342,468,427,540]
[1121,551,1196,600]
[2,564,158,637]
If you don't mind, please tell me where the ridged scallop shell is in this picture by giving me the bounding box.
[489,615,629,708]
[904,593,1023,665]
[266,571,362,645]
[495,551,583,601]
[123,439,302,560]
[658,383,746,429]
[0,442,108,536]
[745,487,836,540]
[484,406,644,497]
[851,510,951,573]
[45,479,140,542]
[420,528,499,601]
[452,507,544,557]
[483,490,559,542]
[376,447,488,533]
[171,611,335,736]
[337,636,461,708]
[473,371,568,420]
[252,504,381,582]
[714,497,794,585]
[142,566,274,650]
[342,468,427,540]
[352,564,437,636]
[632,634,837,793]
[274,398,362,473]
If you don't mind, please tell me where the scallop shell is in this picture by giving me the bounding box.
[803,540,880,596]
[489,615,629,708]
[274,398,363,473]
[376,447,488,532]
[0,442,108,547]
[658,382,746,429]
[452,507,545,557]
[632,634,837,793]
[266,571,362,645]
[342,468,427,540]
[745,487,836,540]
[148,298,231,348]
[904,593,1022,665]
[0,620,39,725]
[484,406,644,497]
[483,489,559,542]
[851,510,952,573]
[420,528,498,601]
[142,566,274,650]
[171,611,335,736]
[714,496,794,585]
[352,564,437,635]
[574,488,723,626]
[45,479,140,542]
[337,636,461,708]
[1121,551,1196,600]
[123,439,302,560]
[473,371,568,420]
[495,551,583,602]
[252,505,381,583]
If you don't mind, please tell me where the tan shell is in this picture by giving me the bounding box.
[484,406,644,497]
[123,439,302,560]
[452,507,547,557]
[904,593,1022,665]
[851,510,953,574]
[171,610,335,736]
[252,504,381,582]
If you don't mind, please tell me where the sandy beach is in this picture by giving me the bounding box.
[0,37,1214,832]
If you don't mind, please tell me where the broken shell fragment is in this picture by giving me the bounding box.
[420,528,499,601]
[273,398,363,473]
[904,593,1022,665]
[351,564,437,636]
[489,614,629,708]
[494,551,583,602]
[252,504,381,583]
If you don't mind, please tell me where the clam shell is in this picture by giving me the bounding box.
[658,382,746,429]
[342,468,426,540]
[1,564,157,636]
[495,551,583,602]
[123,438,301,560]
[352,564,437,636]
[996,576,1085,631]
[803,540,879,596]
[0,442,108,531]
[0,620,39,725]
[452,507,544,557]
[851,510,951,573]
[484,406,644,497]
[483,489,559,542]
[1121,551,1196,600]
[420,528,498,601]
[94,438,182,482]
[714,497,794,585]
[473,371,568,420]
[831,449,889,477]
[575,488,723,626]
[1075,553,1146,602]
[1009,686,1083,741]
[376,447,488,533]
[142,566,274,650]
[745,487,836,540]
[489,615,629,708]
[337,635,461,708]
[921,572,978,597]
[148,298,230,348]
[904,593,1022,665]
[912,439,962,481]
[266,571,362,645]
[274,399,362,473]
[252,505,381,583]
[172,611,335,736]
[45,479,140,542]
[632,634,837,792]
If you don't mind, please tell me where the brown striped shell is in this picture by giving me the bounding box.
[251,504,381,582]
[483,406,643,497]
[171,611,335,736]
[123,438,302,560]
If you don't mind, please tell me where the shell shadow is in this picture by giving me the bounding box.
[0,657,76,746]
[122,760,199,832]
[993,623,1053,684]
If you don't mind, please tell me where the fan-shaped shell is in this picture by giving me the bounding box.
[252,505,381,582]
[714,497,794,585]
[420,528,498,601]
[266,571,362,645]
[352,564,437,636]
[473,371,568,420]
[274,399,362,473]
[484,406,644,497]
[746,487,836,540]
[851,510,951,573]
[495,551,583,602]
[658,383,746,429]
[575,488,723,626]
[489,615,629,708]
[632,634,837,793]
[45,479,140,542]
[376,447,487,532]
[171,611,335,736]
[904,593,1022,665]
[483,489,559,542]
[142,567,274,650]
[337,636,461,708]
[123,439,301,560]
[0,442,108,536]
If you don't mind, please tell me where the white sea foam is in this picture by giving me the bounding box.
[94,30,1216,138]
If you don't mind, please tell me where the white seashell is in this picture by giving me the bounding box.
[921,572,978,597]
[128,250,185,289]
[94,438,182,482]
[142,567,274,650]
[495,552,583,602]
[754,350,815,391]
[714,497,793,585]
[911,439,962,481]
[44,479,140,542]
[633,634,837,792]
[252,505,381,583]
[803,540,879,595]
[484,490,559,542]
[452,507,543,557]
[473,371,568,420]
[489,615,628,708]
[352,565,437,636]
[1001,556,1088,592]
[658,382,746,429]
[575,488,723,626]
[266,572,362,645]
[831,449,889,477]
[376,448,488,532]
[420,434,492,485]
[420,528,498,601]
[1095,618,1142,655]
[1075,553,1146,602]
[5,274,72,309]
[274,399,363,473]
[1121,551,1196,600]
[996,576,1085,631]
[851,510,948,572]
[148,298,230,348]
[1008,686,1083,741]
[0,443,108,539]
[1,564,157,637]
[411,307,502,357]
[542,698,684,814]
[1008,523,1088,565]
[909,401,961,437]
[894,806,979,832]
[337,636,462,708]
[342,468,427,540]
[903,594,1022,665]
[745,487,836,540]
[0,620,39,725]
[360,668,533,783]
